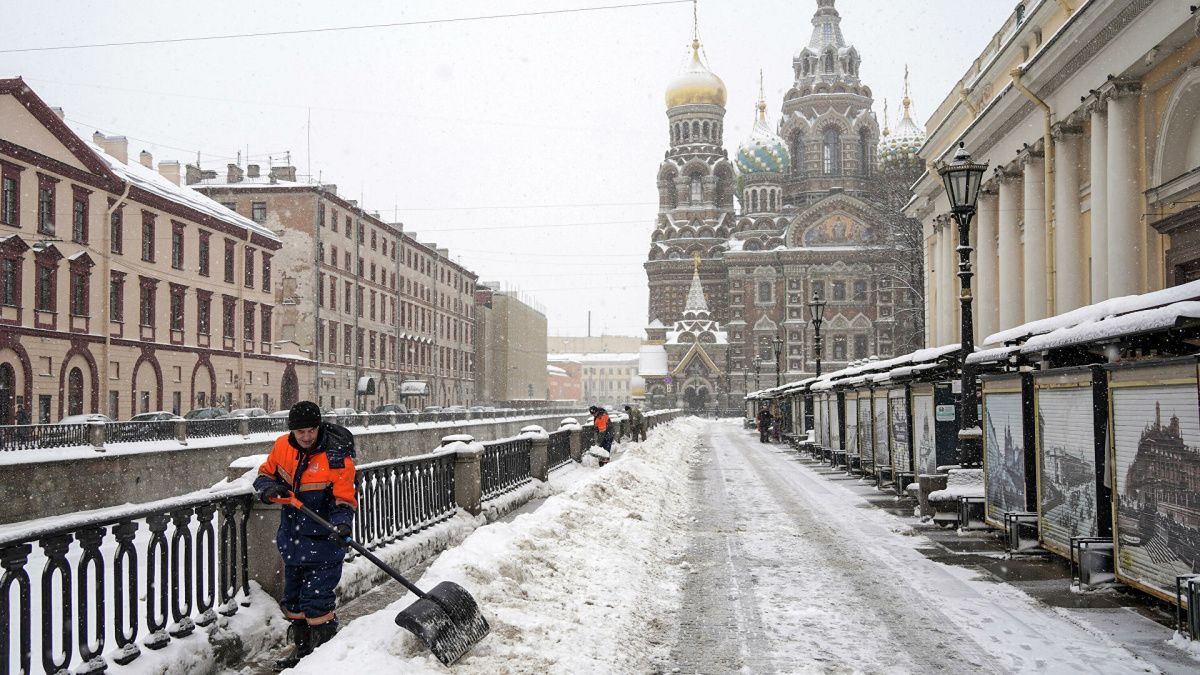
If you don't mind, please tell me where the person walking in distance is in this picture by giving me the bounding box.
[757,406,772,444]
[624,404,646,442]
[253,401,358,670]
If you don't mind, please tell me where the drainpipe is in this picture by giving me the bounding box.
[101,180,132,416]
[1010,66,1056,316]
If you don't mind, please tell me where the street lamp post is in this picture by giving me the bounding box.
[809,292,827,377]
[936,141,989,467]
[772,333,784,388]
[753,357,762,392]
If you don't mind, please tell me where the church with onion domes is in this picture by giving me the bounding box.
[640,0,926,413]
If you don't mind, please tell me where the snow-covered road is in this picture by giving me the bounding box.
[288,418,1189,674]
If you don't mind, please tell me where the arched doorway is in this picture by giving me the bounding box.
[0,362,14,424]
[280,366,299,409]
[683,385,710,412]
[67,367,84,416]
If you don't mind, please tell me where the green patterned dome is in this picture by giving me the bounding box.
[878,94,924,170]
[736,101,790,175]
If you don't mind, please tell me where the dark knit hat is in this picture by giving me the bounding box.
[288,401,322,430]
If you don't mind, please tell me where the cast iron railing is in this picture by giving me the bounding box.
[246,417,288,435]
[547,429,572,470]
[480,437,532,501]
[185,418,239,439]
[351,451,457,558]
[105,420,177,444]
[0,490,255,674]
[0,422,89,451]
[580,425,596,450]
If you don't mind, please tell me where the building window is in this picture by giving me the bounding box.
[37,174,58,235]
[140,211,155,262]
[196,290,211,335]
[261,305,272,343]
[0,258,16,306]
[822,128,840,176]
[690,175,702,204]
[244,247,255,288]
[171,223,185,270]
[0,165,20,226]
[170,284,185,331]
[251,202,266,223]
[71,187,90,243]
[812,280,825,301]
[852,279,867,301]
[329,276,336,311]
[832,281,846,301]
[222,296,236,339]
[318,204,325,228]
[757,281,772,303]
[109,271,124,322]
[36,263,55,312]
[262,253,272,292]
[243,301,255,341]
[110,207,123,254]
[69,267,89,316]
[343,325,352,362]
[344,280,351,311]
[328,321,337,361]
[220,201,236,212]
[139,278,157,327]
[224,240,235,283]
[854,334,868,359]
[833,335,847,360]
[198,230,210,276]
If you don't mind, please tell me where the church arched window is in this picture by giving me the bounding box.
[692,121,700,138]
[790,131,804,177]
[769,191,776,211]
[702,121,710,139]
[822,128,841,176]
[690,175,703,204]
[859,128,871,177]
[824,50,835,74]
[750,190,758,213]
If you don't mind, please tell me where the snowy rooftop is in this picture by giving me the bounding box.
[548,352,640,364]
[1020,301,1200,354]
[638,345,668,376]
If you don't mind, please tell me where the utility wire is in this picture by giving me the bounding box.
[1,1,690,53]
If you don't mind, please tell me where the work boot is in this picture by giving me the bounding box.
[272,619,312,671]
[309,621,339,650]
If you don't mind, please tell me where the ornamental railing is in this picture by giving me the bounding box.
[105,420,177,445]
[184,418,239,439]
[480,437,532,502]
[0,423,89,451]
[350,451,457,559]
[547,429,572,470]
[246,416,288,435]
[579,424,596,450]
[0,490,255,674]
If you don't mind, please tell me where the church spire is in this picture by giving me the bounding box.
[684,260,710,316]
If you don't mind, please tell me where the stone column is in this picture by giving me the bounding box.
[1089,102,1108,304]
[1053,122,1085,313]
[569,427,582,462]
[997,167,1024,331]
[1021,148,1047,322]
[1105,83,1143,298]
[937,216,956,346]
[522,425,549,482]
[453,443,485,516]
[226,462,284,599]
[924,227,936,346]
[976,186,999,341]
[89,420,106,452]
[174,419,188,446]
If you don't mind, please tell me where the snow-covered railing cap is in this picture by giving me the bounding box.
[520,425,549,440]
[559,417,578,426]
[440,433,475,445]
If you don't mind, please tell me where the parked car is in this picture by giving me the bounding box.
[227,407,267,419]
[421,406,443,413]
[57,413,114,425]
[184,407,229,420]
[372,404,408,414]
[326,407,359,425]
[443,405,467,413]
[41,413,113,446]
[267,409,291,419]
[128,411,183,422]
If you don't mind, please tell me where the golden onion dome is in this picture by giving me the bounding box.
[666,39,727,109]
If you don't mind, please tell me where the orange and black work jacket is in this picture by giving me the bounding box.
[594,412,611,438]
[254,423,358,566]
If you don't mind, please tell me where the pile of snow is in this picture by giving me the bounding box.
[927,468,984,501]
[293,418,703,673]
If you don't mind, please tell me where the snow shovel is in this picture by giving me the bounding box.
[275,495,490,665]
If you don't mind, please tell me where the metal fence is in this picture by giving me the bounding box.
[548,429,572,470]
[184,418,240,439]
[0,491,255,674]
[480,437,532,502]
[246,417,289,435]
[352,452,457,558]
[0,422,90,451]
[579,424,596,450]
[106,420,177,444]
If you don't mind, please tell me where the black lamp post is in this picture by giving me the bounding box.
[935,141,988,466]
[754,357,762,392]
[772,333,784,388]
[809,291,827,377]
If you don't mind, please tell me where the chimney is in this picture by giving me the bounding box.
[247,164,260,178]
[227,163,244,184]
[268,165,296,182]
[185,164,202,185]
[139,150,153,169]
[92,132,128,164]
[158,160,181,186]
[50,107,65,120]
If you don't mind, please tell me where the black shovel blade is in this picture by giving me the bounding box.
[394,581,490,666]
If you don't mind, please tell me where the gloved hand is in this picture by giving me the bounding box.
[329,522,352,546]
[259,482,291,504]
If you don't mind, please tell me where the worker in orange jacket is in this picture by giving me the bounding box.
[254,401,357,670]
[590,405,614,465]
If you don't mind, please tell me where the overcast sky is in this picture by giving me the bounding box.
[3,0,1015,337]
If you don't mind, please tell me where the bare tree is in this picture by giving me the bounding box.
[869,166,925,353]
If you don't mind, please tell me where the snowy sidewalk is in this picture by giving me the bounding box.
[282,418,1196,673]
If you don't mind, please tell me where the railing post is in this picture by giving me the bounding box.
[522,425,549,482]
[569,427,582,463]
[226,463,284,600]
[174,419,188,446]
[89,420,106,452]
[447,436,484,516]
[238,417,250,440]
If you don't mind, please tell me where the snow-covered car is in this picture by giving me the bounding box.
[227,407,267,418]
[128,411,183,422]
[372,404,408,414]
[184,407,229,420]
[266,409,291,419]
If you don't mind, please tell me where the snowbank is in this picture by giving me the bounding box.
[292,418,703,673]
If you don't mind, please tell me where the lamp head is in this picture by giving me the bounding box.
[936,142,988,214]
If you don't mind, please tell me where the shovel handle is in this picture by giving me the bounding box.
[272,495,427,599]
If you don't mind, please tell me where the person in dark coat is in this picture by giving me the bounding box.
[15,404,30,426]
[757,407,772,443]
[253,401,357,670]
